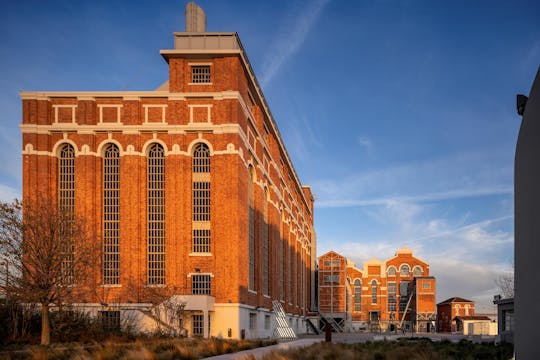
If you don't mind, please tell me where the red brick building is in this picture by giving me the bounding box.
[437,297,475,332]
[318,248,436,332]
[20,4,315,339]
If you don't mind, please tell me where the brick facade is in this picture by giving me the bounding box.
[437,297,475,332]
[318,248,436,332]
[20,25,315,338]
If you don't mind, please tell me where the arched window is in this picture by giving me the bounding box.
[262,188,269,296]
[279,211,284,301]
[192,143,211,255]
[248,166,255,291]
[354,279,362,311]
[387,266,396,276]
[103,144,120,285]
[147,143,165,285]
[193,143,210,173]
[58,144,75,284]
[371,280,377,304]
[400,264,410,276]
[413,266,422,276]
[192,143,210,222]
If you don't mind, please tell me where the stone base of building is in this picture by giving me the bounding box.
[58,299,307,340]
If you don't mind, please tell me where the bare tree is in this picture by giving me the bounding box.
[495,265,514,298]
[0,197,98,345]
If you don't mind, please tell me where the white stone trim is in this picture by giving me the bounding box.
[52,104,76,124]
[97,104,123,124]
[188,104,212,124]
[143,104,167,124]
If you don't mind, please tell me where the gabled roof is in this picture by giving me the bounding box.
[437,297,474,305]
[318,250,345,260]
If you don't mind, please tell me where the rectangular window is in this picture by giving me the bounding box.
[323,275,340,283]
[193,182,210,221]
[279,220,284,301]
[99,311,120,332]
[191,65,211,83]
[388,282,397,312]
[249,313,257,330]
[192,274,211,295]
[193,229,211,253]
[265,315,271,330]
[422,282,431,289]
[263,195,269,296]
[504,310,514,331]
[287,232,291,302]
[192,314,204,336]
[323,260,340,267]
[399,281,410,312]
[354,286,362,312]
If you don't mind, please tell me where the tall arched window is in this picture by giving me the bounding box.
[148,143,165,285]
[248,166,255,291]
[192,143,210,222]
[103,144,120,285]
[354,279,362,311]
[59,144,75,284]
[371,280,378,304]
[413,266,422,276]
[387,266,396,276]
[279,212,284,301]
[400,264,410,276]
[262,188,269,296]
[192,143,211,255]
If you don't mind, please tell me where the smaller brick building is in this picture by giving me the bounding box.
[436,297,475,332]
[318,248,436,332]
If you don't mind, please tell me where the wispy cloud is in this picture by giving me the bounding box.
[358,136,374,154]
[411,215,513,243]
[0,183,21,202]
[317,186,513,208]
[259,0,331,87]
[312,149,513,208]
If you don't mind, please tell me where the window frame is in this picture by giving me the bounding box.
[192,274,212,295]
[190,64,212,84]
[102,143,120,285]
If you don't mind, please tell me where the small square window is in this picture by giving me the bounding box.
[99,311,120,332]
[191,65,211,83]
[192,274,211,294]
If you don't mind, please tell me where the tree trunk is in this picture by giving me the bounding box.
[41,303,50,345]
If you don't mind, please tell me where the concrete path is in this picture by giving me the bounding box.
[203,338,324,360]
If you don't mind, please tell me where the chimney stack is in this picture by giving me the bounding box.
[185,2,206,32]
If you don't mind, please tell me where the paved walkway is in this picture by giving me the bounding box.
[203,338,324,360]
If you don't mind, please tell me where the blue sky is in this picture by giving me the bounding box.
[1,0,538,311]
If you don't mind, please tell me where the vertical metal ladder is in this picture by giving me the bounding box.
[272,300,297,339]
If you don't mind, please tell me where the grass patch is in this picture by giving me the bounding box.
[0,337,277,359]
[259,339,513,360]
